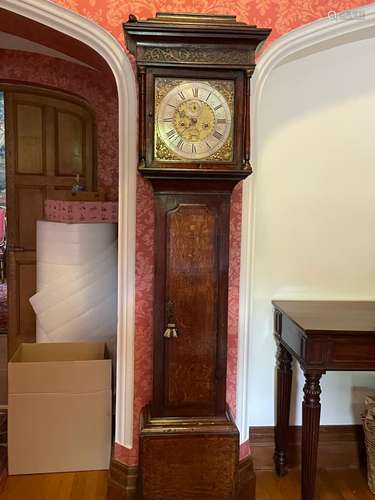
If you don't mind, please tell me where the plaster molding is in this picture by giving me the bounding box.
[237,2,375,442]
[2,0,138,449]
[0,32,95,68]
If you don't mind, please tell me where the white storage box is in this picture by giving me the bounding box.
[32,221,117,344]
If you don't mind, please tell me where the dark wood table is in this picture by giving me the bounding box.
[273,300,375,500]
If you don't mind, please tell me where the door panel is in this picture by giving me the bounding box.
[16,104,44,174]
[17,186,45,250]
[57,111,84,176]
[165,204,217,408]
[18,256,37,340]
[7,252,36,354]
[5,87,96,357]
[153,192,230,417]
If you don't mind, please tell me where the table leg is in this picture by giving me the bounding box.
[274,342,293,476]
[301,372,323,500]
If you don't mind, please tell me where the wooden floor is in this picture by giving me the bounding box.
[0,470,108,500]
[0,468,373,499]
[257,469,374,500]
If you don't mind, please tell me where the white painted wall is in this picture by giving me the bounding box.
[248,35,375,427]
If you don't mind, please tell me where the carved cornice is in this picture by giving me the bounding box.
[137,45,253,66]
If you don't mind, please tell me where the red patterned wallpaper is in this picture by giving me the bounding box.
[50,0,373,49]
[0,49,118,200]
[6,0,373,467]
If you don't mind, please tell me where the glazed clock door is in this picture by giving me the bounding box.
[144,68,245,170]
[152,192,230,418]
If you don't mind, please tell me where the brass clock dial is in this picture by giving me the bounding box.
[155,79,234,162]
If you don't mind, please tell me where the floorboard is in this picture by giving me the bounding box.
[0,470,108,500]
[0,468,372,499]
[256,469,374,500]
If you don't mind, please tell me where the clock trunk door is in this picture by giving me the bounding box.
[153,192,229,417]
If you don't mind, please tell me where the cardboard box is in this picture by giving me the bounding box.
[8,342,112,475]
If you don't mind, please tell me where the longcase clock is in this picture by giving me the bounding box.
[124,13,270,500]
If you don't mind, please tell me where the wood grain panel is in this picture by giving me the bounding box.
[107,453,255,500]
[152,191,230,418]
[17,186,44,250]
[16,104,43,175]
[142,435,237,500]
[57,111,84,176]
[165,204,217,408]
[18,259,37,340]
[331,337,375,363]
[7,252,36,354]
[0,336,7,406]
[139,407,239,500]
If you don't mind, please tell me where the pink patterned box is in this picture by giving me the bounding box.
[45,200,118,223]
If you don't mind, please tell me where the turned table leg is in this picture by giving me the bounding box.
[301,372,323,500]
[274,342,293,476]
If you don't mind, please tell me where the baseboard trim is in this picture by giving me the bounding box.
[250,425,366,471]
[0,447,6,494]
[0,410,7,492]
[107,454,255,499]
[238,455,256,500]
[107,458,137,500]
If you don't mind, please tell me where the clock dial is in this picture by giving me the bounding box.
[155,79,234,161]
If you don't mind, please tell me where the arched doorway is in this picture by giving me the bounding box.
[0,0,137,452]
[238,2,375,444]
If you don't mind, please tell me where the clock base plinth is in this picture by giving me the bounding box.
[138,405,243,500]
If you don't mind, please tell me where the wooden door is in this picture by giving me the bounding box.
[152,191,231,418]
[4,88,96,356]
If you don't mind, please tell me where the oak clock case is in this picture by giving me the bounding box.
[124,12,270,500]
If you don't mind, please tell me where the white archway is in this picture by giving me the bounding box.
[2,0,138,449]
[237,2,375,441]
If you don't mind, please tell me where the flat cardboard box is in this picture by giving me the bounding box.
[8,342,112,475]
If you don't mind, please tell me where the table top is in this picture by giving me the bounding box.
[272,300,375,334]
